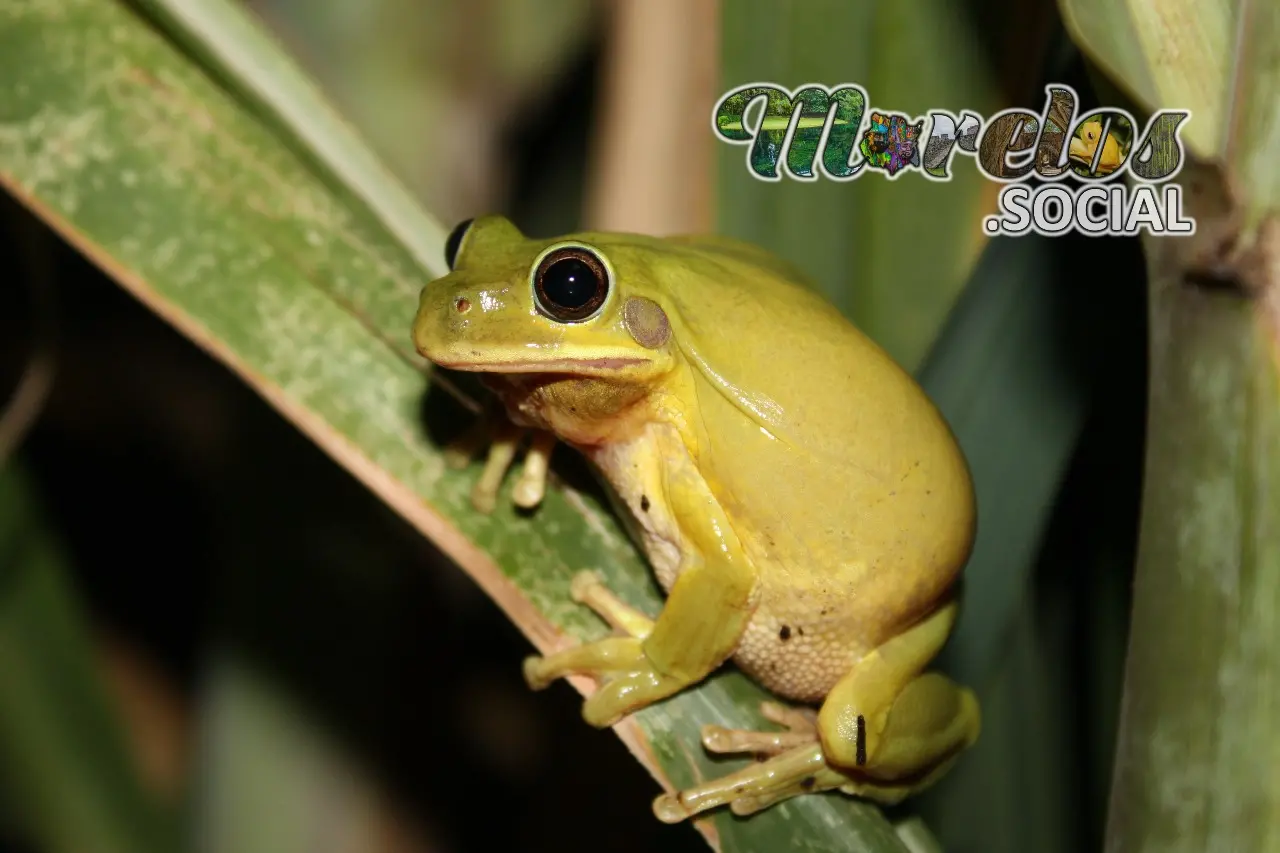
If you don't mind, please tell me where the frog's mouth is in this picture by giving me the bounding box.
[433,356,650,373]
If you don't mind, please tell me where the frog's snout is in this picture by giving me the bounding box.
[412,279,456,361]
[413,274,491,365]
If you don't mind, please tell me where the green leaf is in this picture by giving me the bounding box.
[1231,1,1280,225]
[130,0,451,277]
[1056,0,1230,160]
[921,233,1089,686]
[0,464,176,853]
[1058,0,1280,207]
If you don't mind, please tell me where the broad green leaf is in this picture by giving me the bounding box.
[0,463,176,853]
[1230,0,1280,226]
[130,0,450,276]
[921,233,1089,686]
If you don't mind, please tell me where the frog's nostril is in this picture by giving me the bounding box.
[454,297,471,314]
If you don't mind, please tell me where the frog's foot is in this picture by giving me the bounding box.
[522,636,685,727]
[523,572,668,726]
[527,494,757,732]
[653,742,852,823]
[655,744,961,822]
[653,674,975,823]
[700,700,818,758]
[656,601,982,822]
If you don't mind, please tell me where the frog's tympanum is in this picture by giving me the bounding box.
[412,215,980,822]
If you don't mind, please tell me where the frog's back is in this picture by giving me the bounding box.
[646,236,975,675]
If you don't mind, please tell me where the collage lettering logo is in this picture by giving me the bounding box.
[712,83,1195,237]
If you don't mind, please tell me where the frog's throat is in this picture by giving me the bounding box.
[433,356,650,373]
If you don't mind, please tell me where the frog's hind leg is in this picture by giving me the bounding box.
[653,741,844,822]
[814,599,978,775]
[653,601,981,822]
[654,672,977,822]
[700,700,818,757]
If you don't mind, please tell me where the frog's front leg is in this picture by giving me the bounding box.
[653,599,980,822]
[447,407,556,513]
[512,430,556,509]
[523,474,759,728]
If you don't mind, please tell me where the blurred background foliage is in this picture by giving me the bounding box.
[0,0,1244,851]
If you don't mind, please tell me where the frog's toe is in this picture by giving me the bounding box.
[569,571,655,639]
[521,636,646,692]
[443,443,475,469]
[759,700,819,733]
[521,635,685,726]
[700,723,814,757]
[581,668,681,727]
[512,473,545,508]
[465,420,524,513]
[512,430,556,509]
[470,480,500,515]
[442,417,489,469]
[700,700,819,756]
[653,743,845,823]
[568,570,602,602]
[521,655,552,690]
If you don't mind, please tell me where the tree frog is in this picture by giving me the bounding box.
[412,215,980,822]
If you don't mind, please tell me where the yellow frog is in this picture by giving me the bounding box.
[1068,116,1126,175]
[412,215,980,822]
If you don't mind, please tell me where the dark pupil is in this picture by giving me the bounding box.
[542,258,598,308]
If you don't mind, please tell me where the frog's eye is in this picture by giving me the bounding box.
[533,246,610,322]
[444,218,474,270]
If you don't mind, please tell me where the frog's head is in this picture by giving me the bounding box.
[413,216,680,424]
